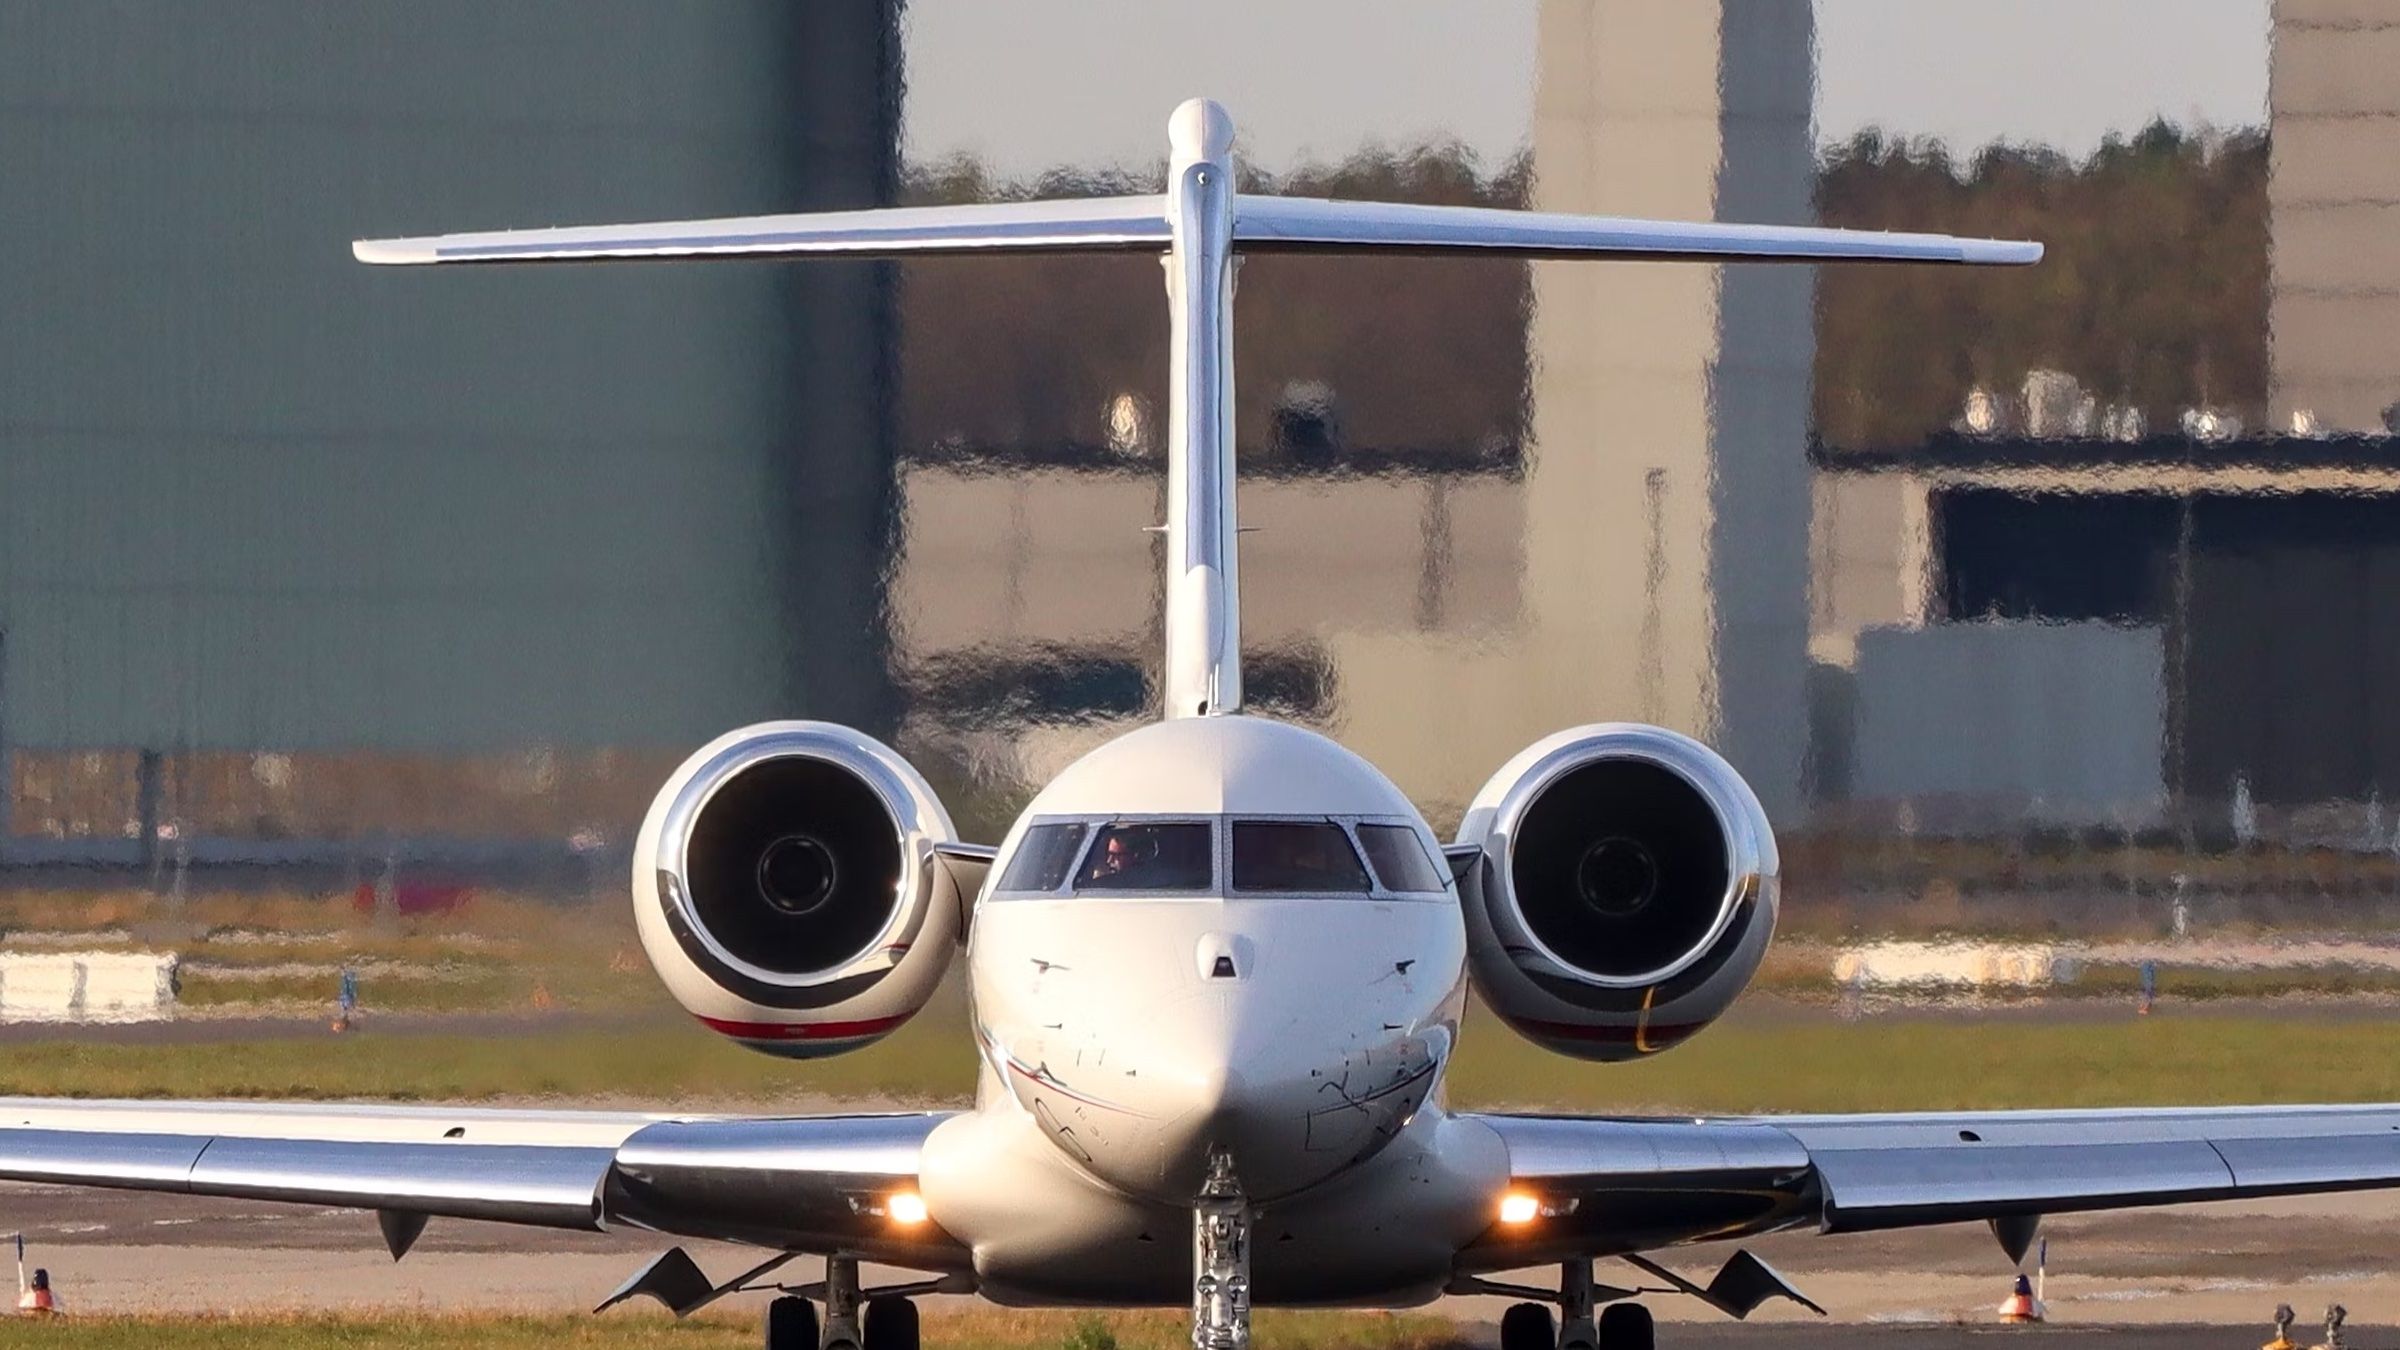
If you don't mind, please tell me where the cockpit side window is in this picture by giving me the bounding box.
[1076,821,1214,892]
[1356,823,1447,894]
[996,822,1089,894]
[1230,821,1371,894]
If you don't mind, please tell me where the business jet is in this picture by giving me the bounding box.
[6,100,2394,1350]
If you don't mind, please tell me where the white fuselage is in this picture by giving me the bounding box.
[917,715,1510,1305]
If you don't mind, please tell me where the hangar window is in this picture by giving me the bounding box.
[1356,824,1447,894]
[995,822,1089,894]
[1230,821,1371,894]
[1076,821,1214,892]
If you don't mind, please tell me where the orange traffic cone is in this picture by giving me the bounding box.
[1998,1272,2044,1324]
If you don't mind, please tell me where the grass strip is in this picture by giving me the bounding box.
[7,1011,2398,1115]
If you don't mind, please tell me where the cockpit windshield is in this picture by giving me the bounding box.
[1076,821,1214,892]
[994,816,1444,899]
[1355,823,1448,894]
[1230,821,1371,894]
[995,822,1089,894]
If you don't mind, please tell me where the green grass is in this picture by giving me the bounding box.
[175,968,524,1013]
[13,1007,2400,1114]
[0,1013,975,1104]
[0,1310,1469,1350]
[1446,1009,2400,1113]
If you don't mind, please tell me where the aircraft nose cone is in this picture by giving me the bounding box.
[1010,990,1438,1205]
[1105,1043,1324,1202]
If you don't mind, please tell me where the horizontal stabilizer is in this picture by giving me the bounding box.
[1232,195,2040,265]
[354,196,1171,265]
[357,194,2037,269]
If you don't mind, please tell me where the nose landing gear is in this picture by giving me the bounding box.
[1190,1152,1253,1350]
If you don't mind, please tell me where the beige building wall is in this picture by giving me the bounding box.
[1334,0,1817,817]
[894,466,1522,654]
[893,463,1526,796]
[2270,0,2400,433]
[1807,470,1933,670]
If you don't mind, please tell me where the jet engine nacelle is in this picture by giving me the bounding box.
[1455,724,1778,1062]
[632,721,963,1059]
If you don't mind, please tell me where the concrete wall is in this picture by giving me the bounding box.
[2270,0,2400,433]
[1334,0,1816,816]
[0,952,178,1024]
[1807,469,1933,668]
[0,3,898,757]
[1850,621,2166,823]
[894,466,1523,655]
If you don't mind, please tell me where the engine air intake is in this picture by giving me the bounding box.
[683,756,904,973]
[632,722,963,1059]
[1455,724,1778,1062]
[1511,759,1730,983]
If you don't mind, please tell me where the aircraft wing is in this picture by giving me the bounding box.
[0,1098,964,1267]
[1460,1104,2400,1270]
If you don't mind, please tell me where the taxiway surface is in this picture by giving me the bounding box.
[5,1178,2393,1332]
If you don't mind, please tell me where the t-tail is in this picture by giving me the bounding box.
[355,97,2040,721]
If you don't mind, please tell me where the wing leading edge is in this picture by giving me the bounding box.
[1461,1104,2400,1270]
[0,1098,963,1266]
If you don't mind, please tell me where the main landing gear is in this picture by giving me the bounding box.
[1470,1249,1820,1350]
[1497,1258,1651,1345]
[761,1256,928,1350]
[1498,1296,1651,1350]
[1476,1261,1654,1350]
[1496,1298,1651,1348]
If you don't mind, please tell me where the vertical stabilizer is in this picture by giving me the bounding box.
[1161,98,1243,717]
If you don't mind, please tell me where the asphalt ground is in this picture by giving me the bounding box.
[1661,1331,2389,1347]
[8,997,2398,1339]
[5,1179,2394,1334]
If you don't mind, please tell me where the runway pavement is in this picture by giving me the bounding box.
[5,1177,2395,1334]
[1665,1331,2391,1347]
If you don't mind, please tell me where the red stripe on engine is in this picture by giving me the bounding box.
[697,1013,911,1041]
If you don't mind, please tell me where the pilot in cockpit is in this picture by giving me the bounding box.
[1080,821,1212,891]
[1088,829,1144,880]
[1082,824,1171,888]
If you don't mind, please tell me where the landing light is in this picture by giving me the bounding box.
[1497,1191,1542,1225]
[888,1191,930,1225]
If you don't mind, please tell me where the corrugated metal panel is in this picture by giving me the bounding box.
[0,2,891,753]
